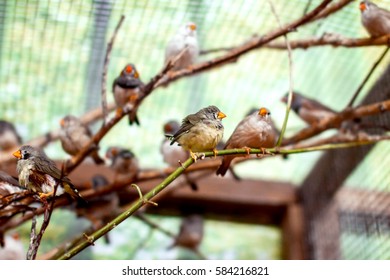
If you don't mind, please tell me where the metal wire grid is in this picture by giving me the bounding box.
[0,0,390,259]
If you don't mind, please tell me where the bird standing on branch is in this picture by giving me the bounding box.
[112,63,145,125]
[12,145,85,202]
[168,106,226,161]
[59,115,104,165]
[165,22,199,71]
[360,1,390,37]
[216,107,277,177]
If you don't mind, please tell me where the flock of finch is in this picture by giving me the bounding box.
[0,1,388,257]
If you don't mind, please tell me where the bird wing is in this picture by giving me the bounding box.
[301,97,336,113]
[171,114,199,144]
[33,156,73,185]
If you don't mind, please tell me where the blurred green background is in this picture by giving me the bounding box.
[1,0,390,259]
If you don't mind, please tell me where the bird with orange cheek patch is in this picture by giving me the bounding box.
[112,63,144,125]
[360,1,390,37]
[216,107,277,177]
[12,145,85,202]
[165,22,199,71]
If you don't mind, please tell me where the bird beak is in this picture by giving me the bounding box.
[60,118,65,127]
[189,23,196,31]
[359,2,366,11]
[13,149,22,159]
[217,111,226,119]
[280,95,288,103]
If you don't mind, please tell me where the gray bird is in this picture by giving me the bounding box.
[360,1,390,37]
[165,22,199,71]
[168,214,204,252]
[281,92,337,126]
[59,115,104,165]
[12,145,85,202]
[105,146,139,181]
[76,175,119,243]
[0,171,23,198]
[169,106,226,161]
[216,107,277,177]
[0,120,22,151]
[112,64,144,125]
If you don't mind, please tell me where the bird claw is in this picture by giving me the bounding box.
[243,147,251,157]
[212,149,218,158]
[115,108,123,117]
[39,192,53,200]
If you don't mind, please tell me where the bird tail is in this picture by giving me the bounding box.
[128,113,140,126]
[63,182,87,204]
[216,156,233,177]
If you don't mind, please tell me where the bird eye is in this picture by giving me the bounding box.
[22,150,29,159]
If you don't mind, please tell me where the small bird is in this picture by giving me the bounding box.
[12,145,85,202]
[216,107,277,177]
[0,171,22,198]
[105,146,139,181]
[0,120,22,151]
[165,22,199,71]
[168,214,204,253]
[76,175,120,243]
[281,92,337,126]
[59,115,104,165]
[360,1,390,37]
[169,106,226,161]
[112,63,145,125]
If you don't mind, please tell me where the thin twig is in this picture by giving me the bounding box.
[101,15,126,125]
[267,0,294,147]
[26,214,37,260]
[347,46,390,107]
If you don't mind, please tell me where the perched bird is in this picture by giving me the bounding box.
[0,170,22,198]
[12,145,84,202]
[216,107,277,177]
[161,120,198,191]
[76,175,119,243]
[0,120,22,151]
[0,232,24,260]
[0,171,26,217]
[105,146,139,181]
[165,22,199,71]
[169,105,226,160]
[281,92,337,126]
[168,214,204,253]
[112,63,144,125]
[360,1,390,37]
[59,115,104,165]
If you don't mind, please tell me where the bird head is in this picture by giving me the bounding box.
[163,120,181,135]
[258,107,271,120]
[12,145,36,160]
[183,22,197,36]
[60,115,79,128]
[121,64,139,79]
[359,1,376,12]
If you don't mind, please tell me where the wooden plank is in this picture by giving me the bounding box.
[281,203,305,259]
